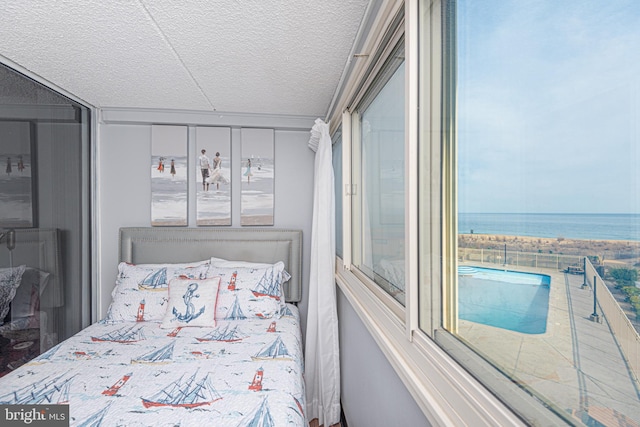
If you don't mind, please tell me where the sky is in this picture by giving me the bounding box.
[151,125,187,157]
[241,128,274,160]
[196,127,231,159]
[457,0,640,214]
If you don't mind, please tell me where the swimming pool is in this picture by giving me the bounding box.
[458,266,551,334]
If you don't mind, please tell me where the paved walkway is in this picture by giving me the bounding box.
[457,265,640,426]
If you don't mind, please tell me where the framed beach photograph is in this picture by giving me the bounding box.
[0,121,36,228]
[196,127,231,226]
[151,125,188,226]
[240,128,274,226]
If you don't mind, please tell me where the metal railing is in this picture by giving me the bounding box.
[585,257,640,383]
[458,247,582,271]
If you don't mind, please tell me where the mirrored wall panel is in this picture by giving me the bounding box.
[151,125,188,226]
[241,128,274,226]
[0,62,91,373]
[196,127,231,226]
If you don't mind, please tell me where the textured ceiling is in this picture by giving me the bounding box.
[0,0,370,117]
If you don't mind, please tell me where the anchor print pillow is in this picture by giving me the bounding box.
[207,261,289,320]
[104,260,210,323]
[161,277,220,328]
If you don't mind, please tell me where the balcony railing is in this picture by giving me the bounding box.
[585,257,640,383]
[458,247,582,270]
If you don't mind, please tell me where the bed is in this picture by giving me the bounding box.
[0,227,306,427]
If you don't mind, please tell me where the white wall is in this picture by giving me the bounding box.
[96,109,316,331]
[338,287,430,427]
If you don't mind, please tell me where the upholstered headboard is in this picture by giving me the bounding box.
[0,228,63,309]
[119,228,303,303]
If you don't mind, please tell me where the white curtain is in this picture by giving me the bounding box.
[305,118,340,426]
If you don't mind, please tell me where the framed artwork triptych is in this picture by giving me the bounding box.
[150,126,275,227]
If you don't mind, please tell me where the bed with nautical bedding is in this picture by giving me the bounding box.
[0,228,306,427]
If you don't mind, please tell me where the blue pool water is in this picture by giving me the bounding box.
[458,266,551,334]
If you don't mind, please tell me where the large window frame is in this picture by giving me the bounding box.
[332,0,569,425]
[350,37,407,313]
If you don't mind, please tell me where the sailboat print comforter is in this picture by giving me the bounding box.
[0,304,306,426]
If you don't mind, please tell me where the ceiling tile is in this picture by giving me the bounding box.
[0,0,370,116]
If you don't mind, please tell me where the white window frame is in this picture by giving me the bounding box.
[349,47,407,315]
[332,0,559,425]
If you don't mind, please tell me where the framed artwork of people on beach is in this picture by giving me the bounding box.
[196,126,231,226]
[0,121,36,228]
[240,128,274,226]
[151,125,188,226]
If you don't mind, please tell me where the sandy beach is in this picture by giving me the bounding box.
[240,214,274,226]
[459,233,640,266]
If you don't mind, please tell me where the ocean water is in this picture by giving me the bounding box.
[151,156,188,224]
[459,213,640,242]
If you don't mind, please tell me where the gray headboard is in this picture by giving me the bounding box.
[0,228,63,308]
[119,227,303,303]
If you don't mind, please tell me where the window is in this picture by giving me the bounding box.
[438,0,640,424]
[334,2,525,426]
[351,42,406,307]
[335,0,640,425]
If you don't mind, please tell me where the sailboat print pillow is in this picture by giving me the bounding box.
[208,261,289,320]
[104,261,211,323]
[161,277,220,329]
[111,260,210,293]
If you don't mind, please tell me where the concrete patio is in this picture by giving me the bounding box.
[457,265,640,426]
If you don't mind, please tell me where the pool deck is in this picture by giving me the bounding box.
[458,264,640,426]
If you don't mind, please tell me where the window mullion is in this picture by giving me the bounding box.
[342,110,353,269]
[406,0,420,339]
